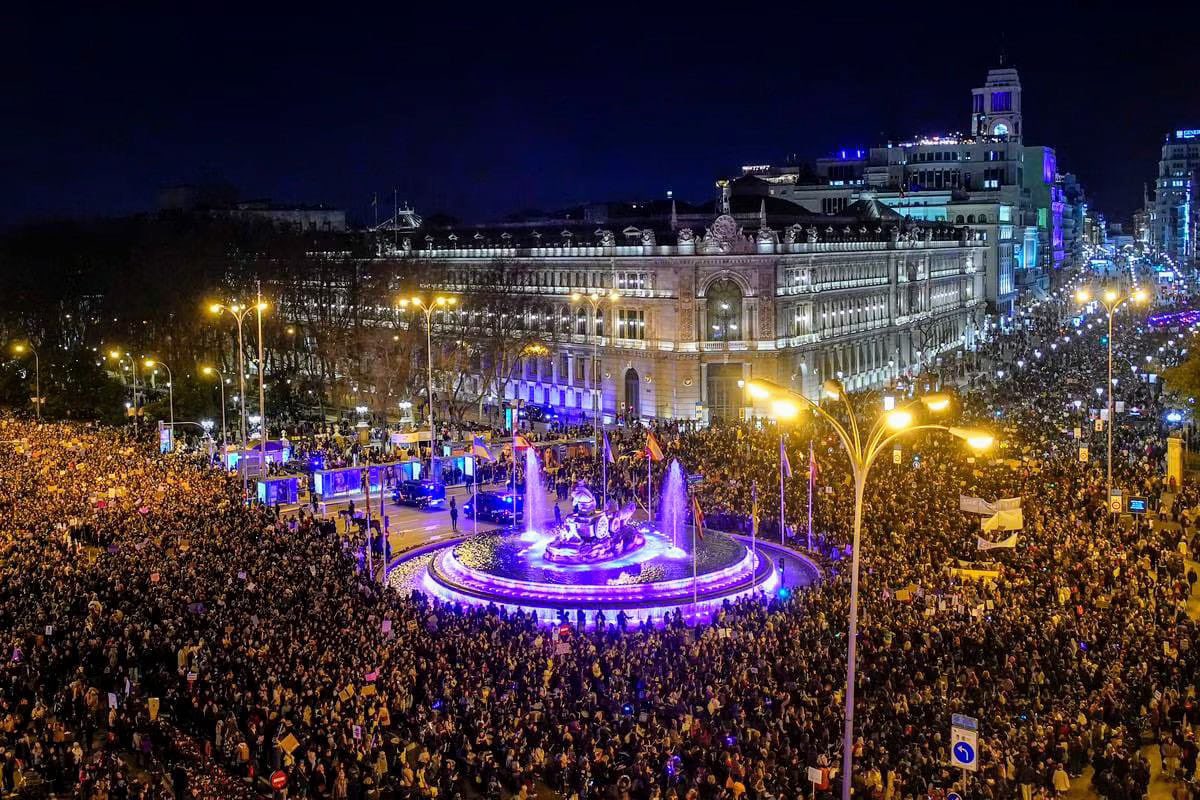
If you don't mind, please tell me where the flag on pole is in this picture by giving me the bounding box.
[646,432,664,462]
[603,431,615,464]
[472,436,495,462]
[513,434,531,450]
[809,447,819,480]
[751,484,759,538]
[691,495,706,540]
[780,439,793,479]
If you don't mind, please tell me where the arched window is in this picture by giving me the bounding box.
[966,215,975,224]
[624,368,641,418]
[955,215,965,223]
[977,214,988,223]
[705,278,743,341]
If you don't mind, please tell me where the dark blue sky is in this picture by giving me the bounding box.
[4,2,1198,227]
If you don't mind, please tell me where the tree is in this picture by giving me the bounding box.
[1163,353,1200,403]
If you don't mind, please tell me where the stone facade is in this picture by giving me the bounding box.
[388,219,986,423]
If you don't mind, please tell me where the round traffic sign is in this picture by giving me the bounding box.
[953,741,975,764]
[270,770,288,790]
[948,793,962,800]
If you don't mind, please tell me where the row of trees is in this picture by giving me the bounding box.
[0,213,558,429]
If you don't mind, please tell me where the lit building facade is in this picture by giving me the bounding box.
[726,67,1089,314]
[1150,129,1200,266]
[378,213,986,423]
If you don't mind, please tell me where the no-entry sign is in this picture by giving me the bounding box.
[270,770,287,790]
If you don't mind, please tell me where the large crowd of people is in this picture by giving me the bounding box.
[1,272,1198,800]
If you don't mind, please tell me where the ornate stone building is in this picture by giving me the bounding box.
[385,208,986,423]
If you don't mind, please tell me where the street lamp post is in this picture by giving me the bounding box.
[398,295,457,477]
[1075,286,1149,497]
[746,378,993,800]
[10,344,40,420]
[144,359,174,449]
[571,291,620,448]
[107,350,141,431]
[210,301,266,498]
[201,367,230,452]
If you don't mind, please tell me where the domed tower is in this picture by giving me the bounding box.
[971,66,1022,141]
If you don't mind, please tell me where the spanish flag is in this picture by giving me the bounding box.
[646,432,664,462]
[691,495,705,540]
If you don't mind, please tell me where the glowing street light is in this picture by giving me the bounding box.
[201,366,230,451]
[10,343,41,420]
[144,358,175,447]
[397,295,458,469]
[1075,286,1150,497]
[571,290,621,452]
[745,377,992,800]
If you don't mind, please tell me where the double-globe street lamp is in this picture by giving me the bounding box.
[1074,286,1149,497]
[201,367,231,452]
[106,350,141,430]
[397,295,457,474]
[744,378,994,800]
[570,290,620,453]
[143,359,174,449]
[209,301,268,495]
[10,343,40,420]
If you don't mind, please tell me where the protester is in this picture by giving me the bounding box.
[0,272,1196,800]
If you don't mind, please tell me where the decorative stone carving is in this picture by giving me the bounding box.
[758,270,775,338]
[677,228,695,243]
[923,228,934,243]
[596,229,616,247]
[401,237,411,251]
[784,224,802,244]
[640,229,656,246]
[806,226,819,243]
[756,227,777,244]
[710,214,739,243]
[888,227,900,243]
[677,272,695,340]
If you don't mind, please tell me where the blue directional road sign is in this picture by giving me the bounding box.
[950,714,979,771]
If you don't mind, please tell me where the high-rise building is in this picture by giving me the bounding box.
[726,66,1082,316]
[1150,129,1200,267]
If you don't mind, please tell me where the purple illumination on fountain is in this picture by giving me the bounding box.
[524,445,552,536]
[658,459,687,549]
[387,455,821,628]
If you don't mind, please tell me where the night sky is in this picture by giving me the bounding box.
[5,3,1198,228]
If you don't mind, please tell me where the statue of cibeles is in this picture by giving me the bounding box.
[677,228,695,243]
[640,229,656,246]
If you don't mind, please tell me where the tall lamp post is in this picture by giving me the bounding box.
[571,291,620,450]
[1074,286,1148,497]
[106,350,141,431]
[144,359,175,449]
[209,301,265,497]
[746,378,994,800]
[201,367,230,452]
[10,344,40,420]
[398,294,457,477]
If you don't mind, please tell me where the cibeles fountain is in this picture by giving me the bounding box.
[543,484,643,564]
[388,457,819,628]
